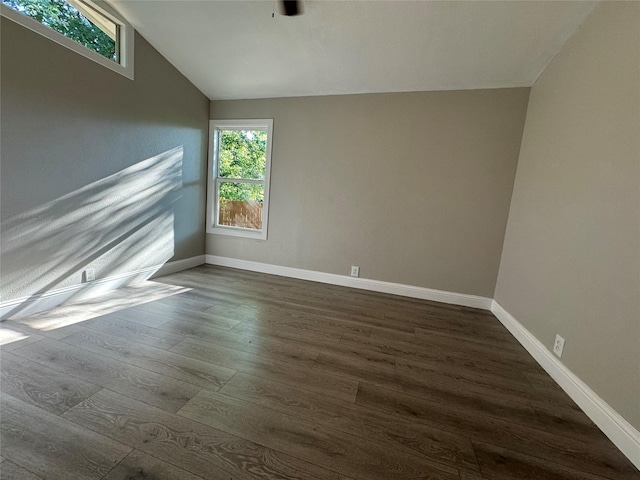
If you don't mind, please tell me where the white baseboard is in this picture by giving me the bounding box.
[0,265,161,321]
[151,255,205,278]
[491,300,640,470]
[205,255,493,310]
[0,255,205,321]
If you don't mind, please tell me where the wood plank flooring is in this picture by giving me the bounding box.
[1,265,638,480]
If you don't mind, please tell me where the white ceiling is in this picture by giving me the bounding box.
[109,0,597,100]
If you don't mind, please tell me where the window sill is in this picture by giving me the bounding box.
[208,225,268,240]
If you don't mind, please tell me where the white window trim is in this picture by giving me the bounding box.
[207,119,274,240]
[1,0,134,80]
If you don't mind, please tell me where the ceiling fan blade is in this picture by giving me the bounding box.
[281,0,301,16]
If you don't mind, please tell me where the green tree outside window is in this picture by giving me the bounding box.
[3,0,117,60]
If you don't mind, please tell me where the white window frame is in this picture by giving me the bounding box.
[207,119,274,240]
[1,0,134,79]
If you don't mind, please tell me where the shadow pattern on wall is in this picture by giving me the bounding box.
[1,146,184,318]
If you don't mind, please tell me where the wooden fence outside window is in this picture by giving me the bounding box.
[218,200,263,229]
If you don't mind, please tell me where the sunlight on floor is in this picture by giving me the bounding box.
[8,280,191,332]
[0,327,29,346]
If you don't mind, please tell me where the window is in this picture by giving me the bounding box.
[207,119,274,240]
[1,0,134,79]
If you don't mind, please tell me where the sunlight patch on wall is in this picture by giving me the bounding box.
[1,146,184,310]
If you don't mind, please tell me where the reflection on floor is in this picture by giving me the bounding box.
[1,265,638,480]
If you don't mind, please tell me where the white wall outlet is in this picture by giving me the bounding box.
[83,268,95,282]
[350,265,360,277]
[553,334,565,358]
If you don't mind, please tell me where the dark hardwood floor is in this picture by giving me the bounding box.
[1,265,638,480]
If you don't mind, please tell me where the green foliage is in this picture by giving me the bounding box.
[4,0,117,60]
[218,130,267,202]
[219,182,264,203]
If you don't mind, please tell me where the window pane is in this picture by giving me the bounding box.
[218,130,267,179]
[218,182,264,230]
[3,0,118,62]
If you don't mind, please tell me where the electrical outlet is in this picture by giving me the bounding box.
[83,268,95,282]
[553,334,565,358]
[350,265,360,277]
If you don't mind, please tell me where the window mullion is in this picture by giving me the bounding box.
[217,178,264,185]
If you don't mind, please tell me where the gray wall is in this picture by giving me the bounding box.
[1,17,209,305]
[495,2,640,429]
[209,89,529,297]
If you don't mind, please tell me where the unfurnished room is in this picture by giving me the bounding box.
[0,1,638,479]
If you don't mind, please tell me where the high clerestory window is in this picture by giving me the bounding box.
[1,0,134,79]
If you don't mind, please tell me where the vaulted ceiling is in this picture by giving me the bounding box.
[109,0,597,100]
